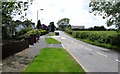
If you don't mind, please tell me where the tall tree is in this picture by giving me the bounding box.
[2,1,33,38]
[23,19,32,27]
[48,22,56,32]
[2,1,33,25]
[36,20,42,29]
[57,18,70,30]
[89,1,120,29]
[57,18,70,26]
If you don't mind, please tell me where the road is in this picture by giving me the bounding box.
[53,31,120,72]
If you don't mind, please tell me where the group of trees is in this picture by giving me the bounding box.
[89,0,120,29]
[2,1,33,39]
[36,20,56,32]
[87,26,106,31]
[57,18,71,31]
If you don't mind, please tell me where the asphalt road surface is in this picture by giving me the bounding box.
[53,31,120,72]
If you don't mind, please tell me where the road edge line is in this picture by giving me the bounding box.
[61,44,88,72]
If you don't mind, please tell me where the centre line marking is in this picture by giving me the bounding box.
[75,42,78,44]
[61,37,65,39]
[0,63,2,66]
[71,41,74,43]
[97,52,108,57]
[85,47,92,51]
[115,59,120,63]
[80,45,83,47]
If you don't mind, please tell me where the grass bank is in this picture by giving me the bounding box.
[23,48,84,72]
[45,38,61,44]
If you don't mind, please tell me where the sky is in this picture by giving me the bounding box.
[14,0,115,28]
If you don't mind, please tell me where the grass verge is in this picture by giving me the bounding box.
[47,32,55,36]
[45,38,61,44]
[23,48,85,72]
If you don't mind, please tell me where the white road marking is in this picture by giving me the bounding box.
[0,63,2,66]
[85,47,92,51]
[97,52,108,57]
[80,45,83,47]
[61,44,88,72]
[71,41,74,43]
[61,44,66,49]
[115,59,120,63]
[75,42,78,44]
[61,37,65,39]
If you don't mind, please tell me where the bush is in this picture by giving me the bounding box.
[111,35,120,46]
[70,31,120,47]
[16,27,32,36]
[39,29,47,35]
[2,39,29,59]
[72,32,77,38]
[65,28,72,34]
[79,32,89,39]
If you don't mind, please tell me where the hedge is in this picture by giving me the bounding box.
[71,31,120,46]
[2,39,29,59]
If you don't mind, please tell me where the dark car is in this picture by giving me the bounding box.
[55,32,59,36]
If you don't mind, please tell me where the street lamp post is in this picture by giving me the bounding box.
[37,9,44,22]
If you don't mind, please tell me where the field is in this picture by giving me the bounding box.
[67,31,120,51]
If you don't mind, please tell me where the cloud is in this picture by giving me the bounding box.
[22,0,114,28]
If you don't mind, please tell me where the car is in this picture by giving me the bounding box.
[55,32,59,36]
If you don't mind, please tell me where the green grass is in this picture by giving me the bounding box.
[45,38,61,44]
[74,31,118,36]
[23,48,84,72]
[47,32,55,36]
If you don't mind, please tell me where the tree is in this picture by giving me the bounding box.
[57,18,70,30]
[2,1,33,25]
[57,18,70,26]
[89,1,120,29]
[23,19,32,27]
[41,24,48,31]
[93,26,106,31]
[36,20,42,29]
[48,22,56,32]
[2,1,33,39]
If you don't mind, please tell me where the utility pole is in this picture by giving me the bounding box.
[37,9,44,22]
[37,10,38,21]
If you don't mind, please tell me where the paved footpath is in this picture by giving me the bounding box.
[2,35,62,72]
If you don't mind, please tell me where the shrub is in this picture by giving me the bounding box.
[79,32,89,39]
[72,32,77,38]
[39,29,47,35]
[111,35,120,46]
[71,31,119,46]
[65,28,72,34]
[16,27,32,36]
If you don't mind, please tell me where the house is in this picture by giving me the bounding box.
[71,26,85,30]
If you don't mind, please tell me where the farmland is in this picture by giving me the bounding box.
[66,31,120,51]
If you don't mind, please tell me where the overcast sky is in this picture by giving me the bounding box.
[15,0,115,28]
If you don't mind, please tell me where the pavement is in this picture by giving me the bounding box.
[2,35,63,72]
[53,31,120,73]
